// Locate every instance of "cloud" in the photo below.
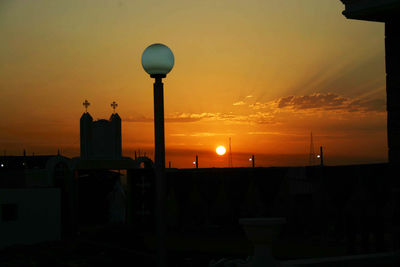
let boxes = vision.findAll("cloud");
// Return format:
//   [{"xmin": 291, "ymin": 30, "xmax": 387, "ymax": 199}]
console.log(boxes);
[
  {"xmin": 125, "ymin": 113, "xmax": 225, "ymax": 123},
  {"xmin": 249, "ymin": 102, "xmax": 274, "ymax": 110},
  {"xmin": 247, "ymin": 131, "xmax": 281, "ymax": 135},
  {"xmin": 277, "ymin": 93, "xmax": 347, "ymax": 109},
  {"xmin": 248, "ymin": 112, "xmax": 276, "ymax": 124},
  {"xmin": 169, "ymin": 133, "xmax": 186, "ymax": 137},
  {"xmin": 247, "ymin": 131, "xmax": 304, "ymax": 136},
  {"xmin": 233, "ymin": 101, "xmax": 246, "ymax": 106},
  {"xmin": 251, "ymin": 92, "xmax": 385, "ymax": 113},
  {"xmin": 170, "ymin": 132, "xmax": 236, "ymax": 138},
  {"xmin": 167, "ymin": 112, "xmax": 236, "ymax": 122},
  {"xmin": 125, "ymin": 112, "xmax": 240, "ymax": 123},
  {"xmin": 125, "ymin": 110, "xmax": 277, "ymax": 125},
  {"xmin": 189, "ymin": 132, "xmax": 235, "ymax": 137},
  {"xmin": 232, "ymin": 95, "xmax": 253, "ymax": 106},
  {"xmin": 124, "ymin": 92, "xmax": 384, "ymax": 126}
]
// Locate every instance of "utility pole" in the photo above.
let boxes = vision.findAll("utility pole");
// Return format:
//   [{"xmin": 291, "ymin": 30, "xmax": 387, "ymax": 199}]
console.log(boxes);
[
  {"xmin": 319, "ymin": 146, "xmax": 324, "ymax": 166},
  {"xmin": 251, "ymin": 155, "xmax": 255, "ymax": 168}
]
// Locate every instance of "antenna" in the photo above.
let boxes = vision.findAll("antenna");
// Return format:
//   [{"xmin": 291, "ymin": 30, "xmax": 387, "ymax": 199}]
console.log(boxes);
[
  {"xmin": 229, "ymin": 137, "xmax": 233, "ymax": 167},
  {"xmin": 309, "ymin": 132, "xmax": 316, "ymax": 166}
]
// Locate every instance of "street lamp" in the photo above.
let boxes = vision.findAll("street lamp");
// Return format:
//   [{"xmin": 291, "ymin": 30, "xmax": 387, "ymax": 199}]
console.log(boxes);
[
  {"xmin": 142, "ymin": 43, "xmax": 174, "ymax": 267},
  {"xmin": 249, "ymin": 155, "xmax": 255, "ymax": 168}
]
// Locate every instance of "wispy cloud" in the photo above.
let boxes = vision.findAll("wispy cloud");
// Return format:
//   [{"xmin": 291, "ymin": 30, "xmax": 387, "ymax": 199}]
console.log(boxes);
[
  {"xmin": 248, "ymin": 112, "xmax": 276, "ymax": 124},
  {"xmin": 233, "ymin": 101, "xmax": 246, "ymax": 106},
  {"xmin": 170, "ymin": 132, "xmax": 235, "ymax": 137},
  {"xmin": 167, "ymin": 112, "xmax": 238, "ymax": 122},
  {"xmin": 125, "ymin": 93, "xmax": 384, "ymax": 126},
  {"xmin": 277, "ymin": 93, "xmax": 346, "ymax": 110},
  {"xmin": 125, "ymin": 113, "xmax": 233, "ymax": 123},
  {"xmin": 232, "ymin": 95, "xmax": 253, "ymax": 106},
  {"xmin": 189, "ymin": 132, "xmax": 235, "ymax": 137},
  {"xmin": 250, "ymin": 92, "xmax": 385, "ymax": 113},
  {"xmin": 169, "ymin": 133, "xmax": 187, "ymax": 137},
  {"xmin": 247, "ymin": 131, "xmax": 283, "ymax": 135},
  {"xmin": 249, "ymin": 102, "xmax": 274, "ymax": 110}
]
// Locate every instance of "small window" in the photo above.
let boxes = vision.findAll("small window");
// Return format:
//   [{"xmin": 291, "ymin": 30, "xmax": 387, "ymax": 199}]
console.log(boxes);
[{"xmin": 1, "ymin": 204, "xmax": 18, "ymax": 221}]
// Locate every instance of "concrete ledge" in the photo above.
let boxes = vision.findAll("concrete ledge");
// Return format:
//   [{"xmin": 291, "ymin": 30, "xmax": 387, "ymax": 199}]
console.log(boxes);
[{"xmin": 282, "ymin": 251, "xmax": 400, "ymax": 267}]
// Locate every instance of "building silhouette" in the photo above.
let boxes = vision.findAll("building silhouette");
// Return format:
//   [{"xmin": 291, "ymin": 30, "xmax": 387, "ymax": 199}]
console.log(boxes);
[{"xmin": 80, "ymin": 112, "xmax": 122, "ymax": 160}]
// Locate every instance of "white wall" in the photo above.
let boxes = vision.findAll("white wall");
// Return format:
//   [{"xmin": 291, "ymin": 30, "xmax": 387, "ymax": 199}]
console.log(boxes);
[{"xmin": 0, "ymin": 188, "xmax": 61, "ymax": 249}]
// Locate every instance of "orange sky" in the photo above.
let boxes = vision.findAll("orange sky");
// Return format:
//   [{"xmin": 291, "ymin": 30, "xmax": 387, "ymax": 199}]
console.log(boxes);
[{"xmin": 0, "ymin": 0, "xmax": 387, "ymax": 167}]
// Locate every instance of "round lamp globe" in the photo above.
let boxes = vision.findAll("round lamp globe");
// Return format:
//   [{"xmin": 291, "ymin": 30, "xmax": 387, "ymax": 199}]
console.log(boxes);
[{"xmin": 141, "ymin": 43, "xmax": 174, "ymax": 76}]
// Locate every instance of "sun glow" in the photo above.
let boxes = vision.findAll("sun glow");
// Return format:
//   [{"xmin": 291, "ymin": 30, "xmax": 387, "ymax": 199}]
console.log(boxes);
[{"xmin": 216, "ymin": 146, "xmax": 226, "ymax": 156}]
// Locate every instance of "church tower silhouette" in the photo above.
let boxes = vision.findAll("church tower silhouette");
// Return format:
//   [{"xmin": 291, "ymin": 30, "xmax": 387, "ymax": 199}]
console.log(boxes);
[{"xmin": 80, "ymin": 101, "xmax": 122, "ymax": 160}]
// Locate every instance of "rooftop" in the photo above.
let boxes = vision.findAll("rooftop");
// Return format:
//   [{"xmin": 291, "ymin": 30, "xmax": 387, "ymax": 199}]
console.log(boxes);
[{"xmin": 340, "ymin": 0, "xmax": 400, "ymax": 21}]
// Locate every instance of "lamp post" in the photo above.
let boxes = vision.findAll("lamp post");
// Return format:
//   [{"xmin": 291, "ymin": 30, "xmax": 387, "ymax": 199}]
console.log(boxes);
[
  {"xmin": 142, "ymin": 43, "xmax": 174, "ymax": 267},
  {"xmin": 317, "ymin": 147, "xmax": 324, "ymax": 166},
  {"xmin": 249, "ymin": 155, "xmax": 255, "ymax": 168}
]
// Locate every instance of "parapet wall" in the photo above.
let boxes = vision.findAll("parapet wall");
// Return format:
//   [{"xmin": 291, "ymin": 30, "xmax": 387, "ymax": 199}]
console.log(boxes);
[{"xmin": 128, "ymin": 163, "xmax": 397, "ymax": 252}]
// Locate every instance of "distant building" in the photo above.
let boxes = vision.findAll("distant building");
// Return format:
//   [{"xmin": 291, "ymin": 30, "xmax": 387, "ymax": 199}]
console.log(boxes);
[
  {"xmin": 0, "ymin": 155, "xmax": 71, "ymax": 249},
  {"xmin": 0, "ymin": 155, "xmax": 71, "ymax": 188}
]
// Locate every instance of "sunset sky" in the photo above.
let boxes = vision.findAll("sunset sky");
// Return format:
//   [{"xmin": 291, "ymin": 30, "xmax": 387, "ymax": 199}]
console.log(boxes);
[{"xmin": 0, "ymin": 0, "xmax": 387, "ymax": 168}]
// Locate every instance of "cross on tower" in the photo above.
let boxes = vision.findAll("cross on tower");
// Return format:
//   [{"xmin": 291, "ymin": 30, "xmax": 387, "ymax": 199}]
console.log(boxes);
[
  {"xmin": 83, "ymin": 100, "xmax": 90, "ymax": 113},
  {"xmin": 111, "ymin": 101, "xmax": 118, "ymax": 113}
]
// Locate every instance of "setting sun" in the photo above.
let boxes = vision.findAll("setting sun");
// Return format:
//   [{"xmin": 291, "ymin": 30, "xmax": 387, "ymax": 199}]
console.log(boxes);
[{"xmin": 216, "ymin": 146, "xmax": 226, "ymax": 156}]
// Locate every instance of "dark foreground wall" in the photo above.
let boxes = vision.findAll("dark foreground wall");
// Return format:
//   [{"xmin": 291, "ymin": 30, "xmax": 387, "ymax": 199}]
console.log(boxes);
[{"xmin": 128, "ymin": 163, "xmax": 399, "ymax": 252}]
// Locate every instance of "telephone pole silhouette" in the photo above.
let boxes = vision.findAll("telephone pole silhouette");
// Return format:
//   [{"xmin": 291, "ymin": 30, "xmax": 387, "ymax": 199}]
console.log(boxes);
[{"xmin": 319, "ymin": 146, "xmax": 324, "ymax": 166}]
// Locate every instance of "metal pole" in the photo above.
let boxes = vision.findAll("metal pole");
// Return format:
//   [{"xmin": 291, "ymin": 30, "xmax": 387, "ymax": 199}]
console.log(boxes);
[
  {"xmin": 196, "ymin": 155, "xmax": 198, "ymax": 169},
  {"xmin": 252, "ymin": 155, "xmax": 255, "ymax": 168},
  {"xmin": 153, "ymin": 74, "xmax": 167, "ymax": 267},
  {"xmin": 320, "ymin": 146, "xmax": 324, "ymax": 166}
]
